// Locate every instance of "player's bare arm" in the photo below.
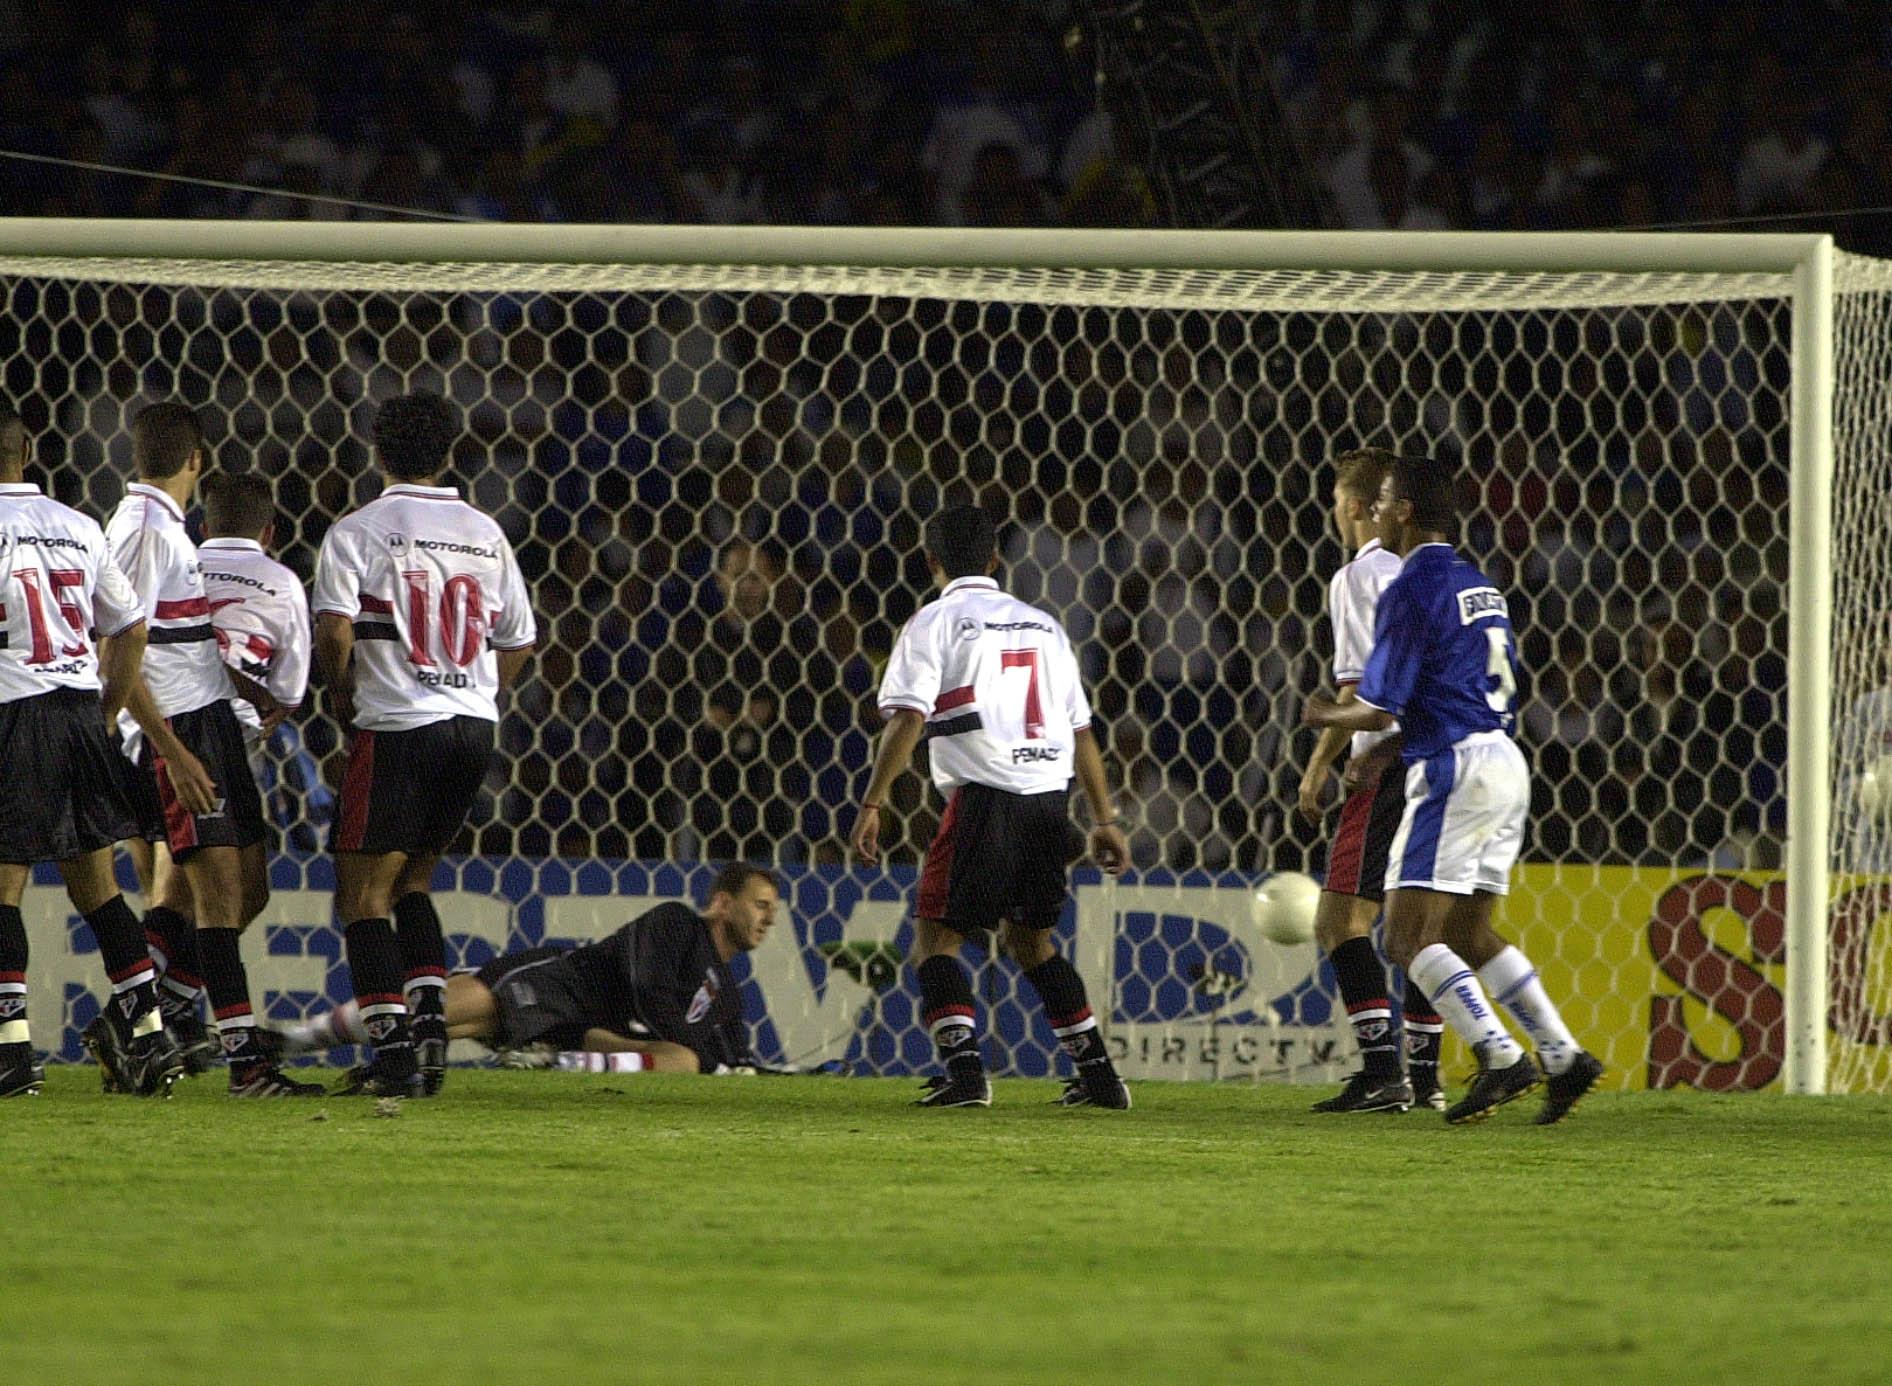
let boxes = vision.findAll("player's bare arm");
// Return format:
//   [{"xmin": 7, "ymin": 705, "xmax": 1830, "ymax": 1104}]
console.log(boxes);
[
  {"xmin": 121, "ymin": 673, "xmax": 217, "ymax": 813},
  {"xmin": 1071, "ymin": 725, "xmax": 1127, "ymax": 874},
  {"xmin": 1298, "ymin": 685, "xmax": 1358, "ymax": 821},
  {"xmin": 312, "ymin": 611, "xmax": 355, "ymax": 726},
  {"xmin": 1302, "ymin": 695, "xmax": 1395, "ymax": 735},
  {"xmin": 850, "ymin": 707, "xmax": 926, "ymax": 864},
  {"xmin": 95, "ymin": 621, "xmax": 147, "ymax": 723},
  {"xmin": 226, "ymin": 666, "xmax": 285, "ymax": 735},
  {"xmin": 496, "ymin": 644, "xmax": 534, "ymax": 692}
]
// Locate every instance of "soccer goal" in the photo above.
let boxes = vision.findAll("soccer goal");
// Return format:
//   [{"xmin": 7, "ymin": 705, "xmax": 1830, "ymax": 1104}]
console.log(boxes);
[{"xmin": 0, "ymin": 220, "xmax": 1884, "ymax": 1094}]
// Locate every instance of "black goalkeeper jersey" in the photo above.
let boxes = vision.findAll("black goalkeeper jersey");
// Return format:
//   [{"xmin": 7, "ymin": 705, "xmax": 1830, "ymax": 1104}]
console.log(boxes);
[{"xmin": 562, "ymin": 902, "xmax": 748, "ymax": 1070}]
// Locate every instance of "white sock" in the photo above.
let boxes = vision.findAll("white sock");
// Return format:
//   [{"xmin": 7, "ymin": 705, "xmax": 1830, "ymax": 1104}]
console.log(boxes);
[
  {"xmin": 282, "ymin": 1000, "xmax": 365, "ymax": 1053},
  {"xmin": 1407, "ymin": 943, "xmax": 1524, "ymax": 1068},
  {"xmin": 1478, "ymin": 946, "xmax": 1580, "ymax": 1076}
]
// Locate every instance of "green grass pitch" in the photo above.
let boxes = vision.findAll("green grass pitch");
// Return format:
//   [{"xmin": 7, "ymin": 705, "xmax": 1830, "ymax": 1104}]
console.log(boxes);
[{"xmin": 7, "ymin": 1070, "xmax": 1891, "ymax": 1384}]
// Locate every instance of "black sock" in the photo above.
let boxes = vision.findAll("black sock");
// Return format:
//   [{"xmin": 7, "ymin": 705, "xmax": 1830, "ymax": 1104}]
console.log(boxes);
[
  {"xmin": 196, "ymin": 927, "xmax": 263, "ymax": 1067},
  {"xmin": 0, "ymin": 904, "xmax": 28, "ymax": 1063},
  {"xmin": 1022, "ymin": 955, "xmax": 1112, "ymax": 1072},
  {"xmin": 916, "ymin": 954, "xmax": 983, "ymax": 1078},
  {"xmin": 144, "ymin": 905, "xmax": 202, "ymax": 1020},
  {"xmin": 1329, "ymin": 935, "xmax": 1400, "ymax": 1078},
  {"xmin": 344, "ymin": 918, "xmax": 412, "ymax": 1053},
  {"xmin": 1402, "ymin": 975, "xmax": 1445, "ymax": 1088},
  {"xmin": 85, "ymin": 895, "xmax": 161, "ymax": 1033},
  {"xmin": 392, "ymin": 892, "xmax": 447, "ymax": 1018}
]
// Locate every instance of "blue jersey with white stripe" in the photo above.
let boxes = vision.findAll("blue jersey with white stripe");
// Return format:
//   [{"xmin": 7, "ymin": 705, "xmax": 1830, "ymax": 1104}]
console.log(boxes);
[{"xmin": 1357, "ymin": 543, "xmax": 1519, "ymax": 761}]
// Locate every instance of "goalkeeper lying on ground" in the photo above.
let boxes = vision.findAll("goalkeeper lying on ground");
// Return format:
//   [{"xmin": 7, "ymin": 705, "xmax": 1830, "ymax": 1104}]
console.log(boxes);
[{"xmin": 278, "ymin": 864, "xmax": 779, "ymax": 1074}]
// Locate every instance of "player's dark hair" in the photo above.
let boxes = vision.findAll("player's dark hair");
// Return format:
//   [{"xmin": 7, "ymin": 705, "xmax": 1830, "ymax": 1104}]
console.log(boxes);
[
  {"xmin": 708, "ymin": 863, "xmax": 782, "ymax": 903},
  {"xmin": 131, "ymin": 402, "xmax": 205, "ymax": 479},
  {"xmin": 0, "ymin": 397, "xmax": 23, "ymax": 465},
  {"xmin": 924, "ymin": 504, "xmax": 997, "ymax": 579},
  {"xmin": 371, "ymin": 390, "xmax": 459, "ymax": 481},
  {"xmin": 1389, "ymin": 455, "xmax": 1457, "ymax": 532},
  {"xmin": 202, "ymin": 471, "xmax": 275, "ymax": 539},
  {"xmin": 1333, "ymin": 447, "xmax": 1395, "ymax": 501}
]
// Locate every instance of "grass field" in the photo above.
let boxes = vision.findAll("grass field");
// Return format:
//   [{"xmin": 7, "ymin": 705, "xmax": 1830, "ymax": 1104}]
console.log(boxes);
[{"xmin": 6, "ymin": 1069, "xmax": 1891, "ymax": 1385}]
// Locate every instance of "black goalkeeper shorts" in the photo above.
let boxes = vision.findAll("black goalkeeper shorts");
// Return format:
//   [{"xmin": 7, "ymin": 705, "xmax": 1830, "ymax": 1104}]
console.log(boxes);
[
  {"xmin": 0, "ymin": 688, "xmax": 141, "ymax": 865},
  {"xmin": 476, "ymin": 948, "xmax": 600, "ymax": 1051},
  {"xmin": 915, "ymin": 781, "xmax": 1084, "ymax": 935}
]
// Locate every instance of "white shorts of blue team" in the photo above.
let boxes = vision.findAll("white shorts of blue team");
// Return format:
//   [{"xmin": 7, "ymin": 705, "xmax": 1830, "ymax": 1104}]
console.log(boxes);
[{"xmin": 1385, "ymin": 731, "xmax": 1529, "ymax": 896}]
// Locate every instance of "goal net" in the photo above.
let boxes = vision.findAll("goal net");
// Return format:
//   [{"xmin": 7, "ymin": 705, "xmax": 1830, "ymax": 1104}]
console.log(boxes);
[{"xmin": 0, "ymin": 223, "xmax": 1884, "ymax": 1093}]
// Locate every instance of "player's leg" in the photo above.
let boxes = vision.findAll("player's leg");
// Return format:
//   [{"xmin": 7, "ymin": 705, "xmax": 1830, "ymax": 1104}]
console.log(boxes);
[
  {"xmin": 1005, "ymin": 786, "xmax": 1127, "ymax": 1109},
  {"xmin": 236, "ymin": 841, "xmax": 269, "ymax": 930},
  {"xmin": 331, "ymin": 845, "xmax": 424, "ymax": 1097},
  {"xmin": 178, "ymin": 844, "xmax": 304, "ymax": 1095},
  {"xmin": 137, "ymin": 843, "xmax": 221, "ymax": 1074},
  {"xmin": 907, "ymin": 786, "xmax": 994, "ymax": 1107},
  {"xmin": 910, "ymin": 916, "xmax": 989, "ymax": 1105},
  {"xmin": 1384, "ymin": 888, "xmax": 1536, "ymax": 1124},
  {"xmin": 160, "ymin": 704, "xmax": 320, "ymax": 1097},
  {"xmin": 444, "ymin": 971, "xmax": 500, "ymax": 1042},
  {"xmin": 1313, "ymin": 755, "xmax": 1410, "ymax": 1109},
  {"xmin": 1383, "ymin": 739, "xmax": 1541, "ymax": 1124},
  {"xmin": 1310, "ymin": 891, "xmax": 1408, "ymax": 1112},
  {"xmin": 0, "ymin": 865, "xmax": 40, "ymax": 1096},
  {"xmin": 390, "ymin": 852, "xmax": 450, "ymax": 1090},
  {"xmin": 59, "ymin": 846, "xmax": 186, "ymax": 1096},
  {"xmin": 1001, "ymin": 920, "xmax": 1130, "ymax": 1109},
  {"xmin": 1450, "ymin": 737, "xmax": 1604, "ymax": 1123}
]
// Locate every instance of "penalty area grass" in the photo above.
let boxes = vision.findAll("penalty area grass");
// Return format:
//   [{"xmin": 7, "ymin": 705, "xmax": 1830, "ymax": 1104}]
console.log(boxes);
[{"xmin": 4, "ymin": 1071, "xmax": 1890, "ymax": 1385}]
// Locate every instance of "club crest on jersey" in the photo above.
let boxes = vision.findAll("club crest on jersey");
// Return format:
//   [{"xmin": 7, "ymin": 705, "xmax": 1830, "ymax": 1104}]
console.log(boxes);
[
  {"xmin": 685, "ymin": 970, "xmax": 721, "ymax": 1024},
  {"xmin": 955, "ymin": 616, "xmax": 981, "ymax": 642},
  {"xmin": 388, "ymin": 533, "xmax": 408, "ymax": 553}
]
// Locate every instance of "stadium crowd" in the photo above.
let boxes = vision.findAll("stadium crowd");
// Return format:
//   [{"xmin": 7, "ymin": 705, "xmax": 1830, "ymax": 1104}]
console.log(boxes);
[{"xmin": 0, "ymin": 0, "xmax": 1810, "ymax": 873}]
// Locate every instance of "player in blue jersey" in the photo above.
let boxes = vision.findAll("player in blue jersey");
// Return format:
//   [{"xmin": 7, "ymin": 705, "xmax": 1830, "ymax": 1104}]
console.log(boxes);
[{"xmin": 1304, "ymin": 456, "xmax": 1603, "ymax": 1126}]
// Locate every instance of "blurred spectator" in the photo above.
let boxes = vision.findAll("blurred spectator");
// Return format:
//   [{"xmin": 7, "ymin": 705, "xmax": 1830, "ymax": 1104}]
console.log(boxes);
[{"xmin": 1737, "ymin": 84, "xmax": 1828, "ymax": 214}]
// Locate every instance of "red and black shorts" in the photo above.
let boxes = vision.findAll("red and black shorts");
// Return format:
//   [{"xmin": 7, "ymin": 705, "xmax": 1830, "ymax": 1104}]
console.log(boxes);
[
  {"xmin": 1324, "ymin": 753, "xmax": 1409, "ymax": 904},
  {"xmin": 916, "ymin": 782, "xmax": 1084, "ymax": 935},
  {"xmin": 133, "ymin": 699, "xmax": 267, "ymax": 861},
  {"xmin": 331, "ymin": 715, "xmax": 495, "ymax": 857},
  {"xmin": 0, "ymin": 688, "xmax": 141, "ymax": 865}
]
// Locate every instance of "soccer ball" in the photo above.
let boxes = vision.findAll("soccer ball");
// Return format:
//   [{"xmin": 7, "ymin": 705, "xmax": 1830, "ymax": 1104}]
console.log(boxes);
[
  {"xmin": 1858, "ymin": 756, "xmax": 1892, "ymax": 825},
  {"xmin": 1252, "ymin": 871, "xmax": 1320, "ymax": 945}
]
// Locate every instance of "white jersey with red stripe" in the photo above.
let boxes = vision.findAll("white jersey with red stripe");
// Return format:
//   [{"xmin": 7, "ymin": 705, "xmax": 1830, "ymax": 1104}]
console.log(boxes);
[
  {"xmin": 1328, "ymin": 536, "xmax": 1404, "ymax": 760},
  {"xmin": 106, "ymin": 482, "xmax": 234, "ymax": 747},
  {"xmin": 200, "ymin": 537, "xmax": 311, "ymax": 745},
  {"xmin": 878, "ymin": 575, "xmax": 1092, "ymax": 796},
  {"xmin": 0, "ymin": 481, "xmax": 144, "ymax": 703},
  {"xmin": 312, "ymin": 482, "xmax": 535, "ymax": 731}
]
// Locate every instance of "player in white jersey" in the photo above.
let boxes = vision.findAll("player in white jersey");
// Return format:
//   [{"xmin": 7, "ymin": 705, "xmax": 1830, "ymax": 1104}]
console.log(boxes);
[
  {"xmin": 0, "ymin": 398, "xmax": 187, "ymax": 1097},
  {"xmin": 313, "ymin": 391, "xmax": 536, "ymax": 1098},
  {"xmin": 200, "ymin": 472, "xmax": 309, "ymax": 782},
  {"xmin": 118, "ymin": 472, "xmax": 310, "ymax": 1060},
  {"xmin": 850, "ymin": 505, "xmax": 1130, "ymax": 1109},
  {"xmin": 1296, "ymin": 449, "xmax": 1446, "ymax": 1114},
  {"xmin": 101, "ymin": 403, "xmax": 320, "ymax": 1098}
]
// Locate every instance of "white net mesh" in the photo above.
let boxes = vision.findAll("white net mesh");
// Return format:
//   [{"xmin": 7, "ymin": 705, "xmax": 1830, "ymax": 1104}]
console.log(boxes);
[{"xmin": 5, "ymin": 237, "xmax": 1890, "ymax": 1091}]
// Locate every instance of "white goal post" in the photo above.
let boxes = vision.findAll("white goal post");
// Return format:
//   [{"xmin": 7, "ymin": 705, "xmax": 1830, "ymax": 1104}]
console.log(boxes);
[{"xmin": 0, "ymin": 220, "xmax": 1876, "ymax": 1094}]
